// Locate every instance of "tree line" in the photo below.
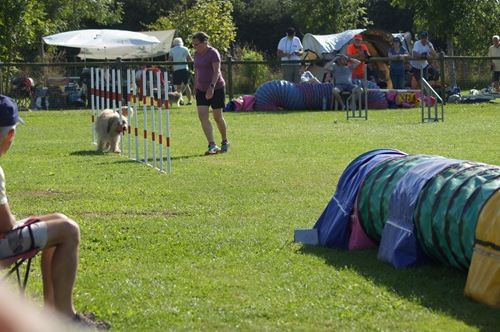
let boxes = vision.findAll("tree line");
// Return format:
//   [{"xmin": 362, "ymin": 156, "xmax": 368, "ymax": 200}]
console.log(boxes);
[{"xmin": 0, "ymin": 0, "xmax": 498, "ymax": 63}]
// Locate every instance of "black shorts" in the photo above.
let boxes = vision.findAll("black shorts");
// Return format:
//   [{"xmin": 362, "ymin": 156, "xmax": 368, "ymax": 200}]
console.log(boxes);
[
  {"xmin": 493, "ymin": 71, "xmax": 500, "ymax": 81},
  {"xmin": 172, "ymin": 69, "xmax": 190, "ymax": 85},
  {"xmin": 411, "ymin": 66, "xmax": 428, "ymax": 81},
  {"xmin": 196, "ymin": 87, "xmax": 225, "ymax": 109}
]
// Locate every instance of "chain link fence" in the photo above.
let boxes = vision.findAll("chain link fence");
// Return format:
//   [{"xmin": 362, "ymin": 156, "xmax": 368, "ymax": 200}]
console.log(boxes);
[{"xmin": 0, "ymin": 56, "xmax": 497, "ymax": 110}]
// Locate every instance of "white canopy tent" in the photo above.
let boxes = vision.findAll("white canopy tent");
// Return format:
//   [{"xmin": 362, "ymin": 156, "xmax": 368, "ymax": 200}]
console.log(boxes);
[
  {"xmin": 77, "ymin": 30, "xmax": 176, "ymax": 60},
  {"xmin": 302, "ymin": 29, "xmax": 365, "ymax": 58},
  {"xmin": 43, "ymin": 29, "xmax": 161, "ymax": 49},
  {"xmin": 303, "ymin": 29, "xmax": 412, "ymax": 59}
]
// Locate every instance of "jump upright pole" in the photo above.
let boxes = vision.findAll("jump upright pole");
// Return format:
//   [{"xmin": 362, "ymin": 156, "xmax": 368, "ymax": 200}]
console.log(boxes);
[
  {"xmin": 164, "ymin": 71, "xmax": 172, "ymax": 174},
  {"xmin": 90, "ymin": 67, "xmax": 96, "ymax": 144},
  {"xmin": 156, "ymin": 71, "xmax": 164, "ymax": 172},
  {"xmin": 148, "ymin": 70, "xmax": 157, "ymax": 169},
  {"xmin": 132, "ymin": 69, "xmax": 139, "ymax": 161},
  {"xmin": 142, "ymin": 70, "xmax": 148, "ymax": 165}
]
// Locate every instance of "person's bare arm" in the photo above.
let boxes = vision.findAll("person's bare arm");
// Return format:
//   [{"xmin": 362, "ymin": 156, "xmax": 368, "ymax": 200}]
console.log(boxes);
[
  {"xmin": 211, "ymin": 61, "xmax": 221, "ymax": 86},
  {"xmin": 277, "ymin": 49, "xmax": 288, "ymax": 58},
  {"xmin": 348, "ymin": 56, "xmax": 362, "ymax": 68},
  {"xmin": 323, "ymin": 58, "xmax": 336, "ymax": 70},
  {"xmin": 428, "ymin": 43, "xmax": 437, "ymax": 57},
  {"xmin": 348, "ymin": 51, "xmax": 363, "ymax": 60},
  {"xmin": 389, "ymin": 50, "xmax": 409, "ymax": 59},
  {"xmin": 0, "ymin": 203, "xmax": 16, "ymax": 233},
  {"xmin": 413, "ymin": 48, "xmax": 425, "ymax": 59},
  {"xmin": 205, "ymin": 60, "xmax": 221, "ymax": 99}
]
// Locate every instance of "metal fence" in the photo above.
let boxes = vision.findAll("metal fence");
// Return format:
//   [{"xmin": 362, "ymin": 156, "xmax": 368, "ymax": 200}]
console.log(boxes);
[{"xmin": 0, "ymin": 55, "xmax": 497, "ymax": 110}]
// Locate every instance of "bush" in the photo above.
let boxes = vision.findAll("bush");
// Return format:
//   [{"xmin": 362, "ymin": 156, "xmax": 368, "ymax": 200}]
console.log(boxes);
[{"xmin": 231, "ymin": 46, "xmax": 278, "ymax": 94}]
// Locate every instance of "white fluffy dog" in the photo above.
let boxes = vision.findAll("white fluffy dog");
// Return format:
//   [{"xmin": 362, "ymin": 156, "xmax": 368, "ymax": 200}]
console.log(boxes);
[
  {"xmin": 96, "ymin": 106, "xmax": 131, "ymax": 153},
  {"xmin": 168, "ymin": 91, "xmax": 183, "ymax": 107}
]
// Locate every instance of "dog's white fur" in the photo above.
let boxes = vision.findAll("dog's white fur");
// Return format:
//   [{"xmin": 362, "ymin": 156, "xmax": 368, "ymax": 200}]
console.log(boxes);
[
  {"xmin": 96, "ymin": 106, "xmax": 131, "ymax": 153},
  {"xmin": 168, "ymin": 91, "xmax": 182, "ymax": 107}
]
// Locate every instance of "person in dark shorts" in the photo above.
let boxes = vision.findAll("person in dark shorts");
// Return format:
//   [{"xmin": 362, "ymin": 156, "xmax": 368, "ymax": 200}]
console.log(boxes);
[
  {"xmin": 192, "ymin": 32, "xmax": 230, "ymax": 155},
  {"xmin": 169, "ymin": 37, "xmax": 193, "ymax": 105},
  {"xmin": 409, "ymin": 32, "xmax": 436, "ymax": 85},
  {"xmin": 488, "ymin": 35, "xmax": 500, "ymax": 92}
]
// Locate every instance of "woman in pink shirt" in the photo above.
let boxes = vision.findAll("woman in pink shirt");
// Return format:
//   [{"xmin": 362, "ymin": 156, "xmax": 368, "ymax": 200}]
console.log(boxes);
[{"xmin": 192, "ymin": 32, "xmax": 229, "ymax": 155}]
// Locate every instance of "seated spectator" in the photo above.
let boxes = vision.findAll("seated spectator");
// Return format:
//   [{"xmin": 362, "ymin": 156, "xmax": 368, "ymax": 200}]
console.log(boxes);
[
  {"xmin": 388, "ymin": 37, "xmax": 409, "ymax": 89},
  {"xmin": 324, "ymin": 54, "xmax": 362, "ymax": 109},
  {"xmin": 0, "ymin": 95, "xmax": 109, "ymax": 330}
]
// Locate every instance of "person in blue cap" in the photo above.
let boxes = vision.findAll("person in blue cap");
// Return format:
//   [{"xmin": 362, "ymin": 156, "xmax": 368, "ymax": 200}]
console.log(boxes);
[
  {"xmin": 388, "ymin": 37, "xmax": 409, "ymax": 89},
  {"xmin": 0, "ymin": 95, "xmax": 109, "ymax": 330}
]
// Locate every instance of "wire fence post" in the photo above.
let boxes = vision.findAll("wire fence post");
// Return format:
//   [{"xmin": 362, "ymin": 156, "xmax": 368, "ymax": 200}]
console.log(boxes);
[
  {"xmin": 227, "ymin": 55, "xmax": 233, "ymax": 100},
  {"xmin": 439, "ymin": 52, "xmax": 446, "ymax": 103}
]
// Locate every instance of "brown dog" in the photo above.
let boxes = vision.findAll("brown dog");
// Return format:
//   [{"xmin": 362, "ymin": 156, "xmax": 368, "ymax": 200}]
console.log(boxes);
[{"xmin": 95, "ymin": 106, "xmax": 131, "ymax": 153}]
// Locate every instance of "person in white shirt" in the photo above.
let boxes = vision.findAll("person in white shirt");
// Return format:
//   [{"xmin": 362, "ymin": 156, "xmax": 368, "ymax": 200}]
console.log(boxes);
[
  {"xmin": 488, "ymin": 35, "xmax": 500, "ymax": 92},
  {"xmin": 169, "ymin": 37, "xmax": 193, "ymax": 105},
  {"xmin": 410, "ymin": 31, "xmax": 436, "ymax": 82},
  {"xmin": 277, "ymin": 27, "xmax": 304, "ymax": 83}
]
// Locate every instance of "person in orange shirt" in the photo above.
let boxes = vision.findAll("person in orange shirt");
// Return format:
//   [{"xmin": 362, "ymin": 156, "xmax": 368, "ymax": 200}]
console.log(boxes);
[{"xmin": 346, "ymin": 34, "xmax": 370, "ymax": 80}]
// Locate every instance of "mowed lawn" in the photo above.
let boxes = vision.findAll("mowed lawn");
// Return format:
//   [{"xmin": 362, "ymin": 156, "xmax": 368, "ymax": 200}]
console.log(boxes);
[{"xmin": 4, "ymin": 101, "xmax": 499, "ymax": 331}]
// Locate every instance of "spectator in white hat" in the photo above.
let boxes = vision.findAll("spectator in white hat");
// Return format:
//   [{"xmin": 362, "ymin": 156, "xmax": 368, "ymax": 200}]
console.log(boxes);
[
  {"xmin": 169, "ymin": 37, "xmax": 193, "ymax": 105},
  {"xmin": 488, "ymin": 35, "xmax": 500, "ymax": 92}
]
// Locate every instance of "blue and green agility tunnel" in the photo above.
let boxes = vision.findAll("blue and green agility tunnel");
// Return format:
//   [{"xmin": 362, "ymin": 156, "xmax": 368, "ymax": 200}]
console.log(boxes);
[
  {"xmin": 299, "ymin": 149, "xmax": 500, "ymax": 307},
  {"xmin": 357, "ymin": 155, "xmax": 499, "ymax": 271},
  {"xmin": 254, "ymin": 80, "xmax": 387, "ymax": 111}
]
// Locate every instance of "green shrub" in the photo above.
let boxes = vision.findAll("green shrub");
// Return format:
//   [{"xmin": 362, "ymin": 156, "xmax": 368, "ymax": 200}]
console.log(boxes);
[{"xmin": 231, "ymin": 47, "xmax": 278, "ymax": 95}]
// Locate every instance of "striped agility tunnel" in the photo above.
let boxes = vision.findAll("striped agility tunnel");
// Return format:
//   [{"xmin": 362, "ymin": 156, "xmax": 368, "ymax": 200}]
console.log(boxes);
[
  {"xmin": 296, "ymin": 149, "xmax": 499, "ymax": 307},
  {"xmin": 254, "ymin": 80, "xmax": 387, "ymax": 111}
]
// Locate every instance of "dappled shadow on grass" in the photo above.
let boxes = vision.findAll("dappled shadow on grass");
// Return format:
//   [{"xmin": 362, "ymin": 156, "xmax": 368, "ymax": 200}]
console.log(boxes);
[
  {"xmin": 80, "ymin": 210, "xmax": 186, "ymax": 218},
  {"xmin": 70, "ymin": 150, "xmax": 222, "ymax": 161},
  {"xmin": 299, "ymin": 245, "xmax": 499, "ymax": 331},
  {"xmin": 111, "ymin": 153, "xmax": 218, "ymax": 164},
  {"xmin": 229, "ymin": 109, "xmax": 344, "ymax": 115},
  {"xmin": 70, "ymin": 150, "xmax": 103, "ymax": 156}
]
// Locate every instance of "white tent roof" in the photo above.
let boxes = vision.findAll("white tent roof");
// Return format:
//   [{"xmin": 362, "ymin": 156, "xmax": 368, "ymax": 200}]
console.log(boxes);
[
  {"xmin": 77, "ymin": 30, "xmax": 176, "ymax": 60},
  {"xmin": 302, "ymin": 29, "xmax": 365, "ymax": 56},
  {"xmin": 303, "ymin": 29, "xmax": 412, "ymax": 60},
  {"xmin": 43, "ymin": 29, "xmax": 161, "ymax": 49}
]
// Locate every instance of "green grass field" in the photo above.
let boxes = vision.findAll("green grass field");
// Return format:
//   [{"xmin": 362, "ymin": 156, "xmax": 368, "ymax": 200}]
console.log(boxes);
[{"xmin": 4, "ymin": 101, "xmax": 500, "ymax": 331}]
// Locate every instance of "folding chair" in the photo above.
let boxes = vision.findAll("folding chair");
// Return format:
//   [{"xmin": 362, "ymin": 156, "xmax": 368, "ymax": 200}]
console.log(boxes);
[
  {"xmin": 1, "ymin": 249, "xmax": 40, "ymax": 292},
  {"xmin": 0, "ymin": 218, "xmax": 42, "ymax": 292}
]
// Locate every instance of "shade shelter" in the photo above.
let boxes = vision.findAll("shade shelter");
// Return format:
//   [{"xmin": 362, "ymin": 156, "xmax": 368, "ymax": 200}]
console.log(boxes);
[
  {"xmin": 77, "ymin": 30, "xmax": 176, "ymax": 60},
  {"xmin": 43, "ymin": 29, "xmax": 162, "ymax": 60}
]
